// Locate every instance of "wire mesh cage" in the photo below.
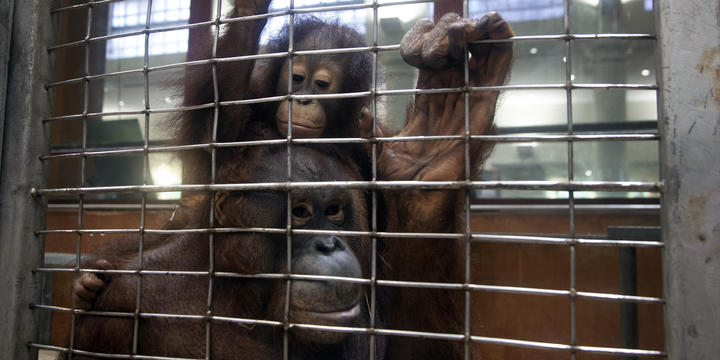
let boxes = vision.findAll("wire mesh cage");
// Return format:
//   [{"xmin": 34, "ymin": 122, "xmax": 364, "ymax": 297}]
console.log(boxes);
[{"xmin": 16, "ymin": 0, "xmax": 669, "ymax": 359}]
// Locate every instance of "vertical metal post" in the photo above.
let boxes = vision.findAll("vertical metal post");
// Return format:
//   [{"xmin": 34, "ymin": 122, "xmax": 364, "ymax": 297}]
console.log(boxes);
[
  {"xmin": 563, "ymin": 1, "xmax": 578, "ymax": 358},
  {"xmin": 207, "ymin": 2, "xmax": 224, "ymax": 357},
  {"xmin": 0, "ymin": 1, "xmax": 57, "ymax": 359},
  {"xmin": 370, "ymin": 1, "xmax": 379, "ymax": 358},
  {"xmin": 0, "ymin": 0, "xmax": 14, "ymax": 174},
  {"xmin": 658, "ymin": 0, "xmax": 720, "ymax": 358},
  {"xmin": 283, "ymin": 4, "xmax": 297, "ymax": 359},
  {"xmin": 462, "ymin": 0, "xmax": 472, "ymax": 357}
]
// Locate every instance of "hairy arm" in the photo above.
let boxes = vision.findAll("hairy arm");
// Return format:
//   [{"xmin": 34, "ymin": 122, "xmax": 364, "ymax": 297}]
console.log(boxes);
[
  {"xmin": 375, "ymin": 14, "xmax": 513, "ymax": 359},
  {"xmin": 176, "ymin": 0, "xmax": 271, "ymax": 184}
]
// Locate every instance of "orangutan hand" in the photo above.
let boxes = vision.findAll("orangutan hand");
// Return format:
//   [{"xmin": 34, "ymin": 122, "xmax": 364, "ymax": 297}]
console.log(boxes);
[{"xmin": 378, "ymin": 12, "xmax": 513, "ymax": 182}]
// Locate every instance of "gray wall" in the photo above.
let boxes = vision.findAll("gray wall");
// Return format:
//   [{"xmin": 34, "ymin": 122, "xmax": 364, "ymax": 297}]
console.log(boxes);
[
  {"xmin": 659, "ymin": 0, "xmax": 720, "ymax": 358},
  {"xmin": 0, "ymin": 1, "xmax": 56, "ymax": 359},
  {"xmin": 0, "ymin": 0, "xmax": 15, "ymax": 176}
]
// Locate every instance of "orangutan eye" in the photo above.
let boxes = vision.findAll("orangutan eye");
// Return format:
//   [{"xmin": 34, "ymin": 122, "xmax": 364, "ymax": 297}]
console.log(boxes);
[
  {"xmin": 314, "ymin": 79, "xmax": 329, "ymax": 88},
  {"xmin": 291, "ymin": 202, "xmax": 313, "ymax": 227},
  {"xmin": 325, "ymin": 204, "xmax": 340, "ymax": 216},
  {"xmin": 326, "ymin": 203, "xmax": 344, "ymax": 223},
  {"xmin": 292, "ymin": 74, "xmax": 305, "ymax": 83},
  {"xmin": 292, "ymin": 205, "xmax": 312, "ymax": 218}
]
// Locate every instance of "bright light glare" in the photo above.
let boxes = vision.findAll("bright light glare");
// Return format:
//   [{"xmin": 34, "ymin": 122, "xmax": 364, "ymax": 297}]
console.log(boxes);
[
  {"xmin": 576, "ymin": 0, "xmax": 599, "ymax": 6},
  {"xmin": 153, "ymin": 163, "xmax": 182, "ymax": 200},
  {"xmin": 260, "ymin": 0, "xmax": 367, "ymax": 45}
]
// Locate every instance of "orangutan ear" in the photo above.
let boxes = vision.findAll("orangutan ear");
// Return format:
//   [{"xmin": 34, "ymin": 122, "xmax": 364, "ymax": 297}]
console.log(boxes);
[{"xmin": 214, "ymin": 191, "xmax": 231, "ymax": 226}]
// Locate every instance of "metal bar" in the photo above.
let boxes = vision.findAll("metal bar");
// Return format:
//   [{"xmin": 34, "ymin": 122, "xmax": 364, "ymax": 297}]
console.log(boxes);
[
  {"xmin": 46, "ymin": 67, "xmax": 144, "ymax": 88},
  {"xmin": 67, "ymin": 2, "xmax": 97, "ymax": 357},
  {"xmin": 46, "ymin": 73, "xmax": 657, "ymax": 93},
  {"xmin": 369, "ymin": 0, "xmax": 380, "ymax": 358},
  {"xmin": 40, "ymin": 83, "xmax": 657, "ymax": 120},
  {"xmin": 30, "ymin": 338, "xmax": 665, "ymax": 360},
  {"xmin": 47, "ymin": 21, "xmax": 216, "ymax": 52},
  {"xmin": 205, "ymin": 1, "xmax": 224, "ymax": 357},
  {"xmin": 471, "ymin": 204, "xmax": 660, "ymax": 213},
  {"xmin": 658, "ymin": 0, "xmax": 720, "ymax": 358},
  {"xmin": 127, "ymin": 0, "xmax": 154, "ymax": 355},
  {"xmin": 30, "ymin": 342, "xmax": 203, "ymax": 360},
  {"xmin": 282, "ymin": 3, "xmax": 296, "ymax": 359},
  {"xmin": 50, "ymin": 0, "xmax": 429, "ymax": 20},
  {"xmin": 27, "ymin": 327, "xmax": 667, "ymax": 358},
  {"xmin": 41, "ymin": 83, "xmax": 658, "ymax": 121},
  {"xmin": 39, "ymin": 132, "xmax": 660, "ymax": 158},
  {"xmin": 31, "ymin": 278, "xmax": 665, "ymax": 310},
  {"xmin": 47, "ymin": 28, "xmax": 654, "ymax": 53},
  {"xmin": 36, "ymin": 228, "xmax": 666, "ymax": 248},
  {"xmin": 43, "ymin": 103, "xmax": 217, "ymax": 122},
  {"xmin": 471, "ymin": 233, "xmax": 663, "ymax": 248},
  {"xmin": 47, "ymin": 202, "xmax": 177, "ymax": 210},
  {"xmin": 34, "ymin": 180, "xmax": 663, "ymax": 195},
  {"xmin": 38, "ymin": 133, "xmax": 660, "ymax": 160},
  {"xmin": 0, "ymin": 1, "xmax": 56, "ymax": 359},
  {"xmin": 48, "ymin": 45, "xmax": 383, "ymax": 73},
  {"xmin": 475, "ymin": 33, "xmax": 655, "ymax": 43},
  {"xmin": 51, "ymin": 0, "xmax": 123, "ymax": 14},
  {"xmin": 561, "ymin": 1, "xmax": 577, "ymax": 359},
  {"xmin": 468, "ymin": 336, "xmax": 665, "ymax": 357},
  {"xmin": 652, "ymin": 4, "xmax": 669, "ymax": 359},
  {"xmin": 461, "ymin": 2, "xmax": 472, "ymax": 360},
  {"xmin": 0, "ymin": 0, "xmax": 13, "ymax": 177}
]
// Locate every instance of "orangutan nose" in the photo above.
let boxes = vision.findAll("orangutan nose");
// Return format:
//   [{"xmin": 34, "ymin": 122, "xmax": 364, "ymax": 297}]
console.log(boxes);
[{"xmin": 313, "ymin": 236, "xmax": 345, "ymax": 255}]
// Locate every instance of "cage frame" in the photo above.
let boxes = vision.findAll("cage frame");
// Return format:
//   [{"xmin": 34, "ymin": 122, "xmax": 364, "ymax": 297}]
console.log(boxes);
[{"xmin": 0, "ymin": 0, "xmax": 718, "ymax": 359}]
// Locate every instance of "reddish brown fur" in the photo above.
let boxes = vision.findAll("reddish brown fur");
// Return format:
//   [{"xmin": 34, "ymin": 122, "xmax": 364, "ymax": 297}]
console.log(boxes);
[
  {"xmin": 171, "ymin": 12, "xmax": 373, "ymax": 185},
  {"xmin": 72, "ymin": 146, "xmax": 373, "ymax": 360},
  {"xmin": 375, "ymin": 12, "xmax": 513, "ymax": 358},
  {"xmin": 70, "ymin": 0, "xmax": 513, "ymax": 358}
]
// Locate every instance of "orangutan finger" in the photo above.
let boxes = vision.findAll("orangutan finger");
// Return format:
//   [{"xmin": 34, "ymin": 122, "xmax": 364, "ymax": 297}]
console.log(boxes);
[{"xmin": 400, "ymin": 18, "xmax": 435, "ymax": 69}]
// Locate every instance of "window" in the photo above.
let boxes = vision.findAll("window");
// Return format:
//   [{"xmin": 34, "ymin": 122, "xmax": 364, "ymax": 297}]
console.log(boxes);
[
  {"xmin": 470, "ymin": 0, "xmax": 564, "ymax": 22},
  {"xmin": 261, "ymin": 0, "xmax": 367, "ymax": 44},
  {"xmin": 106, "ymin": 0, "xmax": 191, "ymax": 59}
]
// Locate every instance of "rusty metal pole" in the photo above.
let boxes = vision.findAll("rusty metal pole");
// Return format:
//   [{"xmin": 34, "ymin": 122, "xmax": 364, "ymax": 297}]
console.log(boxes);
[
  {"xmin": 0, "ymin": 0, "xmax": 13, "ymax": 173},
  {"xmin": 0, "ymin": 1, "xmax": 57, "ymax": 359},
  {"xmin": 658, "ymin": 0, "xmax": 720, "ymax": 358}
]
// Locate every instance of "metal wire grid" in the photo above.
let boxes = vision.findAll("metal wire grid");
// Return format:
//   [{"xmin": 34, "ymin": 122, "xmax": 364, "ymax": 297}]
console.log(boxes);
[{"xmin": 29, "ymin": 0, "xmax": 665, "ymax": 359}]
